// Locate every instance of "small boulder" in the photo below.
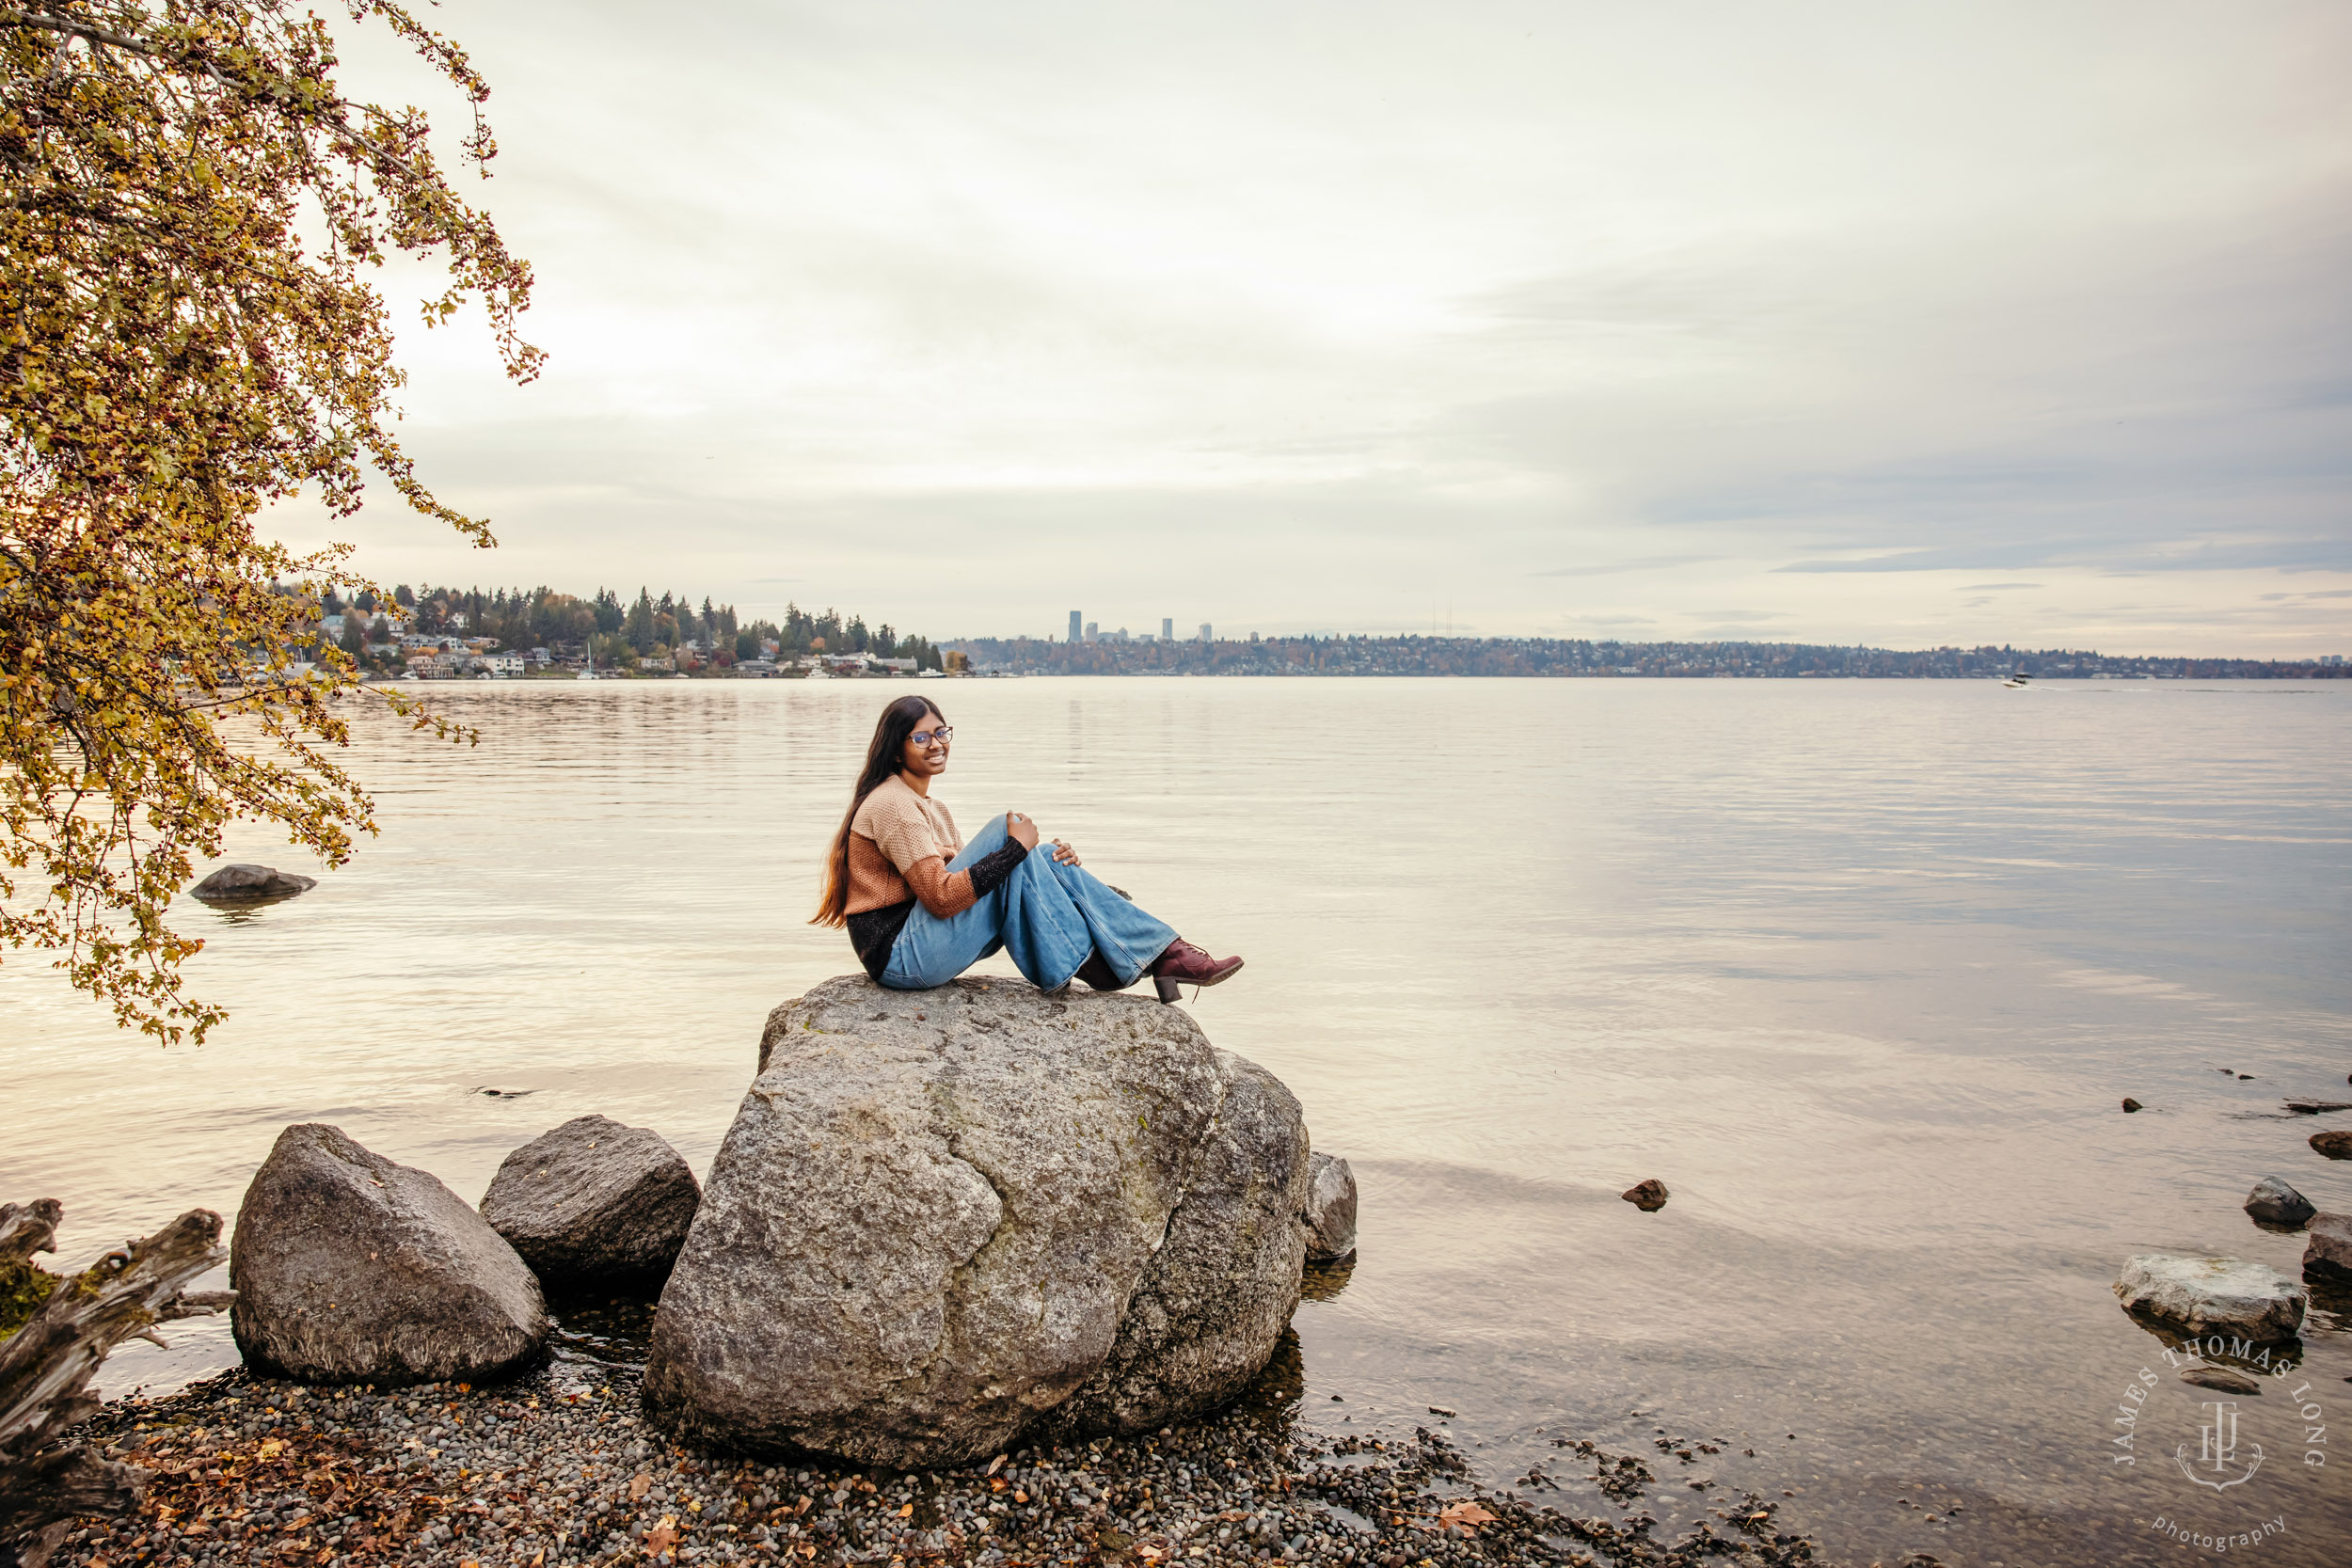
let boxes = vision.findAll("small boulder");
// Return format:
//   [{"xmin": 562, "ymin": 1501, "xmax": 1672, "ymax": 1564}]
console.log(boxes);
[
  {"xmin": 2243, "ymin": 1176, "xmax": 2314, "ymax": 1228},
  {"xmin": 2113, "ymin": 1253, "xmax": 2305, "ymax": 1341},
  {"xmin": 479, "ymin": 1115, "xmax": 700, "ymax": 1292},
  {"xmin": 191, "ymin": 863, "xmax": 317, "ymax": 902},
  {"xmin": 2306, "ymin": 1213, "xmax": 2352, "ymax": 1284},
  {"xmin": 1622, "ymin": 1179, "xmax": 1669, "ymax": 1212},
  {"xmin": 2312, "ymin": 1130, "xmax": 2352, "ymax": 1160},
  {"xmin": 1303, "ymin": 1152, "xmax": 1359, "ymax": 1262},
  {"xmin": 2121, "ymin": 1098, "xmax": 2142, "ymax": 1113},
  {"xmin": 230, "ymin": 1123, "xmax": 548, "ymax": 1385}
]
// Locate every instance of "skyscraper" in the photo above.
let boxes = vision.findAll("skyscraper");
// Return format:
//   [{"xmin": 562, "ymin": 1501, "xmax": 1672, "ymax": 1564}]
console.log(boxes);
[
  {"xmin": 1161, "ymin": 617, "xmax": 1173, "ymax": 641},
  {"xmin": 1198, "ymin": 623, "xmax": 1212, "ymax": 643},
  {"xmin": 1068, "ymin": 610, "xmax": 1082, "ymax": 644},
  {"xmin": 1085, "ymin": 621, "xmax": 1098, "ymax": 642}
]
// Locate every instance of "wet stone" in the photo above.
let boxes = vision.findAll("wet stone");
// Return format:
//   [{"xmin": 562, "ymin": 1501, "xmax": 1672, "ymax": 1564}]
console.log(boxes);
[{"xmin": 2243, "ymin": 1175, "xmax": 2314, "ymax": 1228}]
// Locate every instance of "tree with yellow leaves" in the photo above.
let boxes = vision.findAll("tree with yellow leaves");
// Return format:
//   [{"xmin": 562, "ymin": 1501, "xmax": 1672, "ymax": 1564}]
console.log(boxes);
[{"xmin": 1, "ymin": 1, "xmax": 540, "ymax": 1041}]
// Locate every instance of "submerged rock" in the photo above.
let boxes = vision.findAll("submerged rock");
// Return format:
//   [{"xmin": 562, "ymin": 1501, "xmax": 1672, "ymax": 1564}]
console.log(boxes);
[
  {"xmin": 2312, "ymin": 1130, "xmax": 2352, "ymax": 1160},
  {"xmin": 2113, "ymin": 1252, "xmax": 2305, "ymax": 1341},
  {"xmin": 643, "ymin": 976, "xmax": 1311, "ymax": 1468},
  {"xmin": 230, "ymin": 1123, "xmax": 548, "ymax": 1385},
  {"xmin": 479, "ymin": 1115, "xmax": 700, "ymax": 1291},
  {"xmin": 1303, "ymin": 1152, "xmax": 1359, "ymax": 1262},
  {"xmin": 2305, "ymin": 1213, "xmax": 2352, "ymax": 1283},
  {"xmin": 1622, "ymin": 1178, "xmax": 1670, "ymax": 1212},
  {"xmin": 190, "ymin": 863, "xmax": 317, "ymax": 902},
  {"xmin": 2243, "ymin": 1176, "xmax": 2315, "ymax": 1228},
  {"xmin": 2121, "ymin": 1098, "xmax": 2143, "ymax": 1113},
  {"xmin": 2179, "ymin": 1363, "xmax": 2262, "ymax": 1395}
]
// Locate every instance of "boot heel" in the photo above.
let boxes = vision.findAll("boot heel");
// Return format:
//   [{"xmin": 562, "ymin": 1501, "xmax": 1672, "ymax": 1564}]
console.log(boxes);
[{"xmin": 1154, "ymin": 974, "xmax": 1183, "ymax": 1004}]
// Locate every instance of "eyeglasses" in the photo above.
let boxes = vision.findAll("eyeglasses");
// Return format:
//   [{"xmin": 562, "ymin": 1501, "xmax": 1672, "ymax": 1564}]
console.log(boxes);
[{"xmin": 910, "ymin": 726, "xmax": 953, "ymax": 746}]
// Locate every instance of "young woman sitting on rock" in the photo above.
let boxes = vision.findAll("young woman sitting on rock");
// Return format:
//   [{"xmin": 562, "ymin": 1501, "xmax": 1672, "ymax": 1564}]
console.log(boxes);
[{"xmin": 813, "ymin": 694, "xmax": 1243, "ymax": 1002}]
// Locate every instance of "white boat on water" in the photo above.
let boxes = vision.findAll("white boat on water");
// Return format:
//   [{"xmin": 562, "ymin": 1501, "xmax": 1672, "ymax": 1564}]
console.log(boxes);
[
  {"xmin": 2002, "ymin": 673, "xmax": 2033, "ymax": 689},
  {"xmin": 803, "ymin": 666, "xmax": 833, "ymax": 680}
]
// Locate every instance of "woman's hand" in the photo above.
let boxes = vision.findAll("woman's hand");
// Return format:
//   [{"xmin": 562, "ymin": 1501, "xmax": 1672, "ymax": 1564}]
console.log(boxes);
[
  {"xmin": 1006, "ymin": 812, "xmax": 1040, "ymax": 850},
  {"xmin": 1051, "ymin": 839, "xmax": 1081, "ymax": 866}
]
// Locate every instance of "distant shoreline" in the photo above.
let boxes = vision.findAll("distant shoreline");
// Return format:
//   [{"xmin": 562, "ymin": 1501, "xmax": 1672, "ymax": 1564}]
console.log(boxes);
[
  {"xmin": 937, "ymin": 635, "xmax": 2346, "ymax": 681},
  {"xmin": 381, "ymin": 666, "xmax": 2349, "ymax": 683}
]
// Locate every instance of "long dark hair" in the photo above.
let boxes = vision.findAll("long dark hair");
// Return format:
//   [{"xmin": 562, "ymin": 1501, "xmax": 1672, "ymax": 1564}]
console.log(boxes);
[{"xmin": 812, "ymin": 694, "xmax": 946, "ymax": 927}]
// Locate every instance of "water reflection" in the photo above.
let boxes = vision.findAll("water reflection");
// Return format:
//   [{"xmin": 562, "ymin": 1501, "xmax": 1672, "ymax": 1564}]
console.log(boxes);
[
  {"xmin": 199, "ymin": 895, "xmax": 306, "ymax": 926},
  {"xmin": 1301, "ymin": 1260, "xmax": 1356, "ymax": 1304}
]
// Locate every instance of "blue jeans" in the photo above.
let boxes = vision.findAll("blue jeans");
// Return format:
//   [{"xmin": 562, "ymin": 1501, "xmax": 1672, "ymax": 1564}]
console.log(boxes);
[{"xmin": 880, "ymin": 815, "xmax": 1179, "ymax": 992}]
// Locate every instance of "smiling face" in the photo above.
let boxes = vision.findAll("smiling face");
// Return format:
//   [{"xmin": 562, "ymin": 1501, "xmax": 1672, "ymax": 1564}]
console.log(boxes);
[{"xmin": 899, "ymin": 707, "xmax": 950, "ymax": 780}]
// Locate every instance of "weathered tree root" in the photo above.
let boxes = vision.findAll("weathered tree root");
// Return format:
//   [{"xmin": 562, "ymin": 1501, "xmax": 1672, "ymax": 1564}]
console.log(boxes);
[{"xmin": 0, "ymin": 1200, "xmax": 232, "ymax": 1568}]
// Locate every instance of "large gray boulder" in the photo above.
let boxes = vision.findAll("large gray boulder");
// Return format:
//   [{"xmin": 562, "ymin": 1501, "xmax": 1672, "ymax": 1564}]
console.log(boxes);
[
  {"xmin": 2113, "ymin": 1252, "xmax": 2306, "ymax": 1341},
  {"xmin": 1303, "ymin": 1152, "xmax": 1359, "ymax": 1261},
  {"xmin": 230, "ymin": 1124, "xmax": 548, "ymax": 1386},
  {"xmin": 2244, "ymin": 1176, "xmax": 2315, "ymax": 1228},
  {"xmin": 190, "ymin": 863, "xmax": 316, "ymax": 902},
  {"xmin": 479, "ymin": 1115, "xmax": 699, "ymax": 1291},
  {"xmin": 642, "ymin": 976, "xmax": 1311, "ymax": 1467},
  {"xmin": 2305, "ymin": 1213, "xmax": 2352, "ymax": 1283},
  {"xmin": 1039, "ymin": 1049, "xmax": 1308, "ymax": 1443}
]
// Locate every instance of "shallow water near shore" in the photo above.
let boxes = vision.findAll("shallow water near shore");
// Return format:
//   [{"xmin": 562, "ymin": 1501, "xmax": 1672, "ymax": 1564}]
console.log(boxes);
[{"xmin": 8, "ymin": 677, "xmax": 2349, "ymax": 1565}]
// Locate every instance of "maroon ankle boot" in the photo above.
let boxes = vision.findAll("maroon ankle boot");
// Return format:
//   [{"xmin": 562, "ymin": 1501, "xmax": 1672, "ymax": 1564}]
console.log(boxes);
[{"xmin": 1149, "ymin": 940, "xmax": 1244, "ymax": 1003}]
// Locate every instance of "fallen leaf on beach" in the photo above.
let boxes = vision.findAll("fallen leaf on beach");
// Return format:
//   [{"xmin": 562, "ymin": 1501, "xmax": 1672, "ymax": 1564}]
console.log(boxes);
[
  {"xmin": 645, "ymin": 1515, "xmax": 678, "ymax": 1556},
  {"xmin": 630, "ymin": 1473, "xmax": 652, "ymax": 1500},
  {"xmin": 1437, "ymin": 1500, "xmax": 1498, "ymax": 1532}
]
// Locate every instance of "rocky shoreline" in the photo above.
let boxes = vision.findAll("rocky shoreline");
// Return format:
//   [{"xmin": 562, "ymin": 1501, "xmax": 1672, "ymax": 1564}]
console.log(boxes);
[
  {"xmin": 54, "ymin": 1357, "xmax": 1821, "ymax": 1568},
  {"xmin": 20, "ymin": 978, "xmax": 1826, "ymax": 1566}
]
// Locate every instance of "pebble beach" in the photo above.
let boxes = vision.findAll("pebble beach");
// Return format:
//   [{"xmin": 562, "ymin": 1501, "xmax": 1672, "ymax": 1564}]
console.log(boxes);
[{"xmin": 56, "ymin": 1354, "xmax": 1825, "ymax": 1568}]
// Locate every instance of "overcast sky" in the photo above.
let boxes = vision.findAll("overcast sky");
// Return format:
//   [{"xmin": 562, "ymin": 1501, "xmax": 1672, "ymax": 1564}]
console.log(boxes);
[{"xmin": 292, "ymin": 1, "xmax": 2352, "ymax": 654}]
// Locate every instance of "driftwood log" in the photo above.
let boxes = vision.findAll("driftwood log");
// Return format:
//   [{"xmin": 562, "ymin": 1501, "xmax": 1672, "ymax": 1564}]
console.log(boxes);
[{"xmin": 0, "ymin": 1199, "xmax": 232, "ymax": 1568}]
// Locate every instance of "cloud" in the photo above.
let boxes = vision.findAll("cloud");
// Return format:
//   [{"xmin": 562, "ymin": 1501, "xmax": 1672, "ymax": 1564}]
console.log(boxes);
[
  {"xmin": 294, "ymin": 0, "xmax": 2352, "ymax": 654},
  {"xmin": 1532, "ymin": 554, "xmax": 1719, "ymax": 578}
]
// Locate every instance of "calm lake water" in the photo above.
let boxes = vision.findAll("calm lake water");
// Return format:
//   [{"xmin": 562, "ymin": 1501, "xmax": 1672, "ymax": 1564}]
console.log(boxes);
[{"xmin": 8, "ymin": 678, "xmax": 2350, "ymax": 1564}]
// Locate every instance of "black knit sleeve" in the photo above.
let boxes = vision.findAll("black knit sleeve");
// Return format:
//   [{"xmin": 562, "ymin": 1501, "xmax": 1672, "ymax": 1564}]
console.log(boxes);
[{"xmin": 963, "ymin": 838, "xmax": 1029, "ymax": 899}]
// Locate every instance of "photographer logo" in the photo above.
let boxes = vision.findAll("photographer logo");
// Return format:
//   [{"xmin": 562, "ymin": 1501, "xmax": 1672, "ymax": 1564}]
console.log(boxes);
[
  {"xmin": 2178, "ymin": 1399, "xmax": 2261, "ymax": 1492},
  {"xmin": 2106, "ymin": 1334, "xmax": 2326, "ymax": 1555}
]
